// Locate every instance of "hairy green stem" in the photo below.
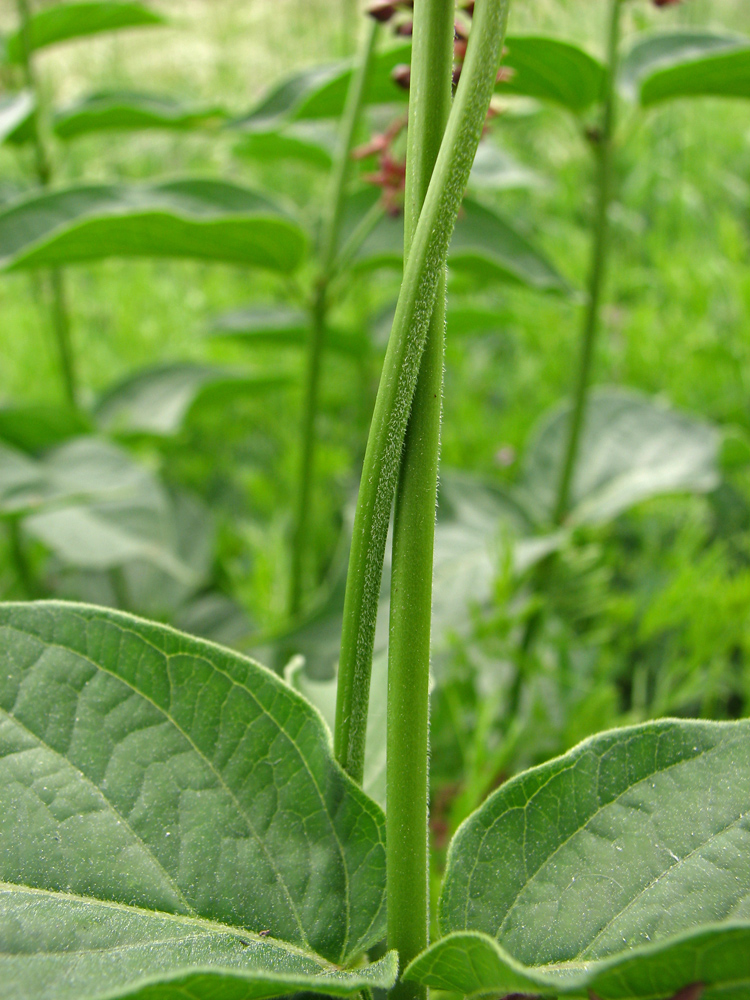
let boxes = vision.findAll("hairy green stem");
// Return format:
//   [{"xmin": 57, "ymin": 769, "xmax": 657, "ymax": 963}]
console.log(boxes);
[
  {"xmin": 553, "ymin": 0, "xmax": 622, "ymax": 524},
  {"xmin": 386, "ymin": 0, "xmax": 454, "ymax": 992},
  {"xmin": 288, "ymin": 18, "xmax": 379, "ymax": 616},
  {"xmin": 335, "ymin": 0, "xmax": 511, "ymax": 784},
  {"xmin": 15, "ymin": 0, "xmax": 78, "ymax": 409}
]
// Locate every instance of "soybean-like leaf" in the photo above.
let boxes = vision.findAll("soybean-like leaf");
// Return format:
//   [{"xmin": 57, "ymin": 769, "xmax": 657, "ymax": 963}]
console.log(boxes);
[
  {"xmin": 53, "ymin": 91, "xmax": 228, "ymax": 139},
  {"xmin": 234, "ymin": 65, "xmax": 343, "ymax": 130},
  {"xmin": 0, "ymin": 601, "xmax": 388, "ymax": 966},
  {"xmin": 234, "ymin": 122, "xmax": 338, "ymax": 170},
  {"xmin": 619, "ymin": 30, "xmax": 748, "ymax": 101},
  {"xmin": 95, "ymin": 363, "xmax": 289, "ymax": 437},
  {"xmin": 0, "ymin": 91, "xmax": 34, "ymax": 144},
  {"xmin": 497, "ymin": 35, "xmax": 606, "ymax": 112},
  {"xmin": 405, "ymin": 719, "xmax": 750, "ymax": 999},
  {"xmin": 209, "ymin": 305, "xmax": 368, "ymax": 358},
  {"xmin": 0, "ymin": 180, "xmax": 306, "ymax": 273},
  {"xmin": 519, "ymin": 389, "xmax": 720, "ymax": 526},
  {"xmin": 1, "ymin": 888, "xmax": 398, "ymax": 1000},
  {"xmin": 352, "ymin": 194, "xmax": 567, "ymax": 293},
  {"xmin": 2, "ymin": 1, "xmax": 164, "ymax": 63},
  {"xmin": 638, "ymin": 43, "xmax": 750, "ymax": 107}
]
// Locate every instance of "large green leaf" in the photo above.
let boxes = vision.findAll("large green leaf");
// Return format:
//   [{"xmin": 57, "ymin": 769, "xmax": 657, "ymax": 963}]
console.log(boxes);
[
  {"xmin": 0, "ymin": 181, "xmax": 306, "ymax": 273},
  {"xmin": 0, "ymin": 91, "xmax": 34, "ymax": 145},
  {"xmin": 53, "ymin": 91, "xmax": 228, "ymax": 139},
  {"xmin": 0, "ymin": 601, "xmax": 388, "ymax": 969},
  {"xmin": 0, "ymin": 404, "xmax": 91, "ymax": 453},
  {"xmin": 352, "ymin": 193, "xmax": 567, "ymax": 293},
  {"xmin": 467, "ymin": 142, "xmax": 540, "ymax": 193},
  {"xmin": 619, "ymin": 30, "xmax": 748, "ymax": 101},
  {"xmin": 639, "ymin": 43, "xmax": 750, "ymax": 107},
  {"xmin": 95, "ymin": 364, "xmax": 290, "ymax": 437},
  {"xmin": 405, "ymin": 719, "xmax": 750, "ymax": 999},
  {"xmin": 2, "ymin": 1, "xmax": 164, "ymax": 64},
  {"xmin": 1, "ymin": 887, "xmax": 398, "ymax": 1000},
  {"xmin": 518, "ymin": 389, "xmax": 720, "ymax": 527},
  {"xmin": 496, "ymin": 36, "xmax": 606, "ymax": 113}
]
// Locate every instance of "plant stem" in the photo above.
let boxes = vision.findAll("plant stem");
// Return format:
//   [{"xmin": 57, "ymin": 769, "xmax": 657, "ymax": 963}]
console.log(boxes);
[
  {"xmin": 335, "ymin": 0, "xmax": 511, "ymax": 784},
  {"xmin": 552, "ymin": 0, "xmax": 622, "ymax": 525},
  {"xmin": 386, "ymin": 0, "xmax": 454, "ymax": 991},
  {"xmin": 288, "ymin": 18, "xmax": 379, "ymax": 617},
  {"xmin": 15, "ymin": 0, "xmax": 79, "ymax": 409}
]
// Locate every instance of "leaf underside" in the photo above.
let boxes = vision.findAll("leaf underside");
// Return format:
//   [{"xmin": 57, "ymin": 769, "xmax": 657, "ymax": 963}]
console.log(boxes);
[
  {"xmin": 405, "ymin": 719, "xmax": 750, "ymax": 999},
  {"xmin": 0, "ymin": 602, "xmax": 387, "ymax": 972}
]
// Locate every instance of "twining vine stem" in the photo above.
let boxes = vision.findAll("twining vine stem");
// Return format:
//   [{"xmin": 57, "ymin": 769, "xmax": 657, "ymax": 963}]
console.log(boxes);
[{"xmin": 385, "ymin": 0, "xmax": 454, "ymax": 994}]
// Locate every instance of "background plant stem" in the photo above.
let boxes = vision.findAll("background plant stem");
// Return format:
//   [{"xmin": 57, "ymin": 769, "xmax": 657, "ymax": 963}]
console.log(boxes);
[
  {"xmin": 385, "ymin": 0, "xmax": 454, "ymax": 996},
  {"xmin": 288, "ymin": 18, "xmax": 379, "ymax": 616},
  {"xmin": 553, "ymin": 0, "xmax": 623, "ymax": 525},
  {"xmin": 16, "ymin": 0, "xmax": 78, "ymax": 410},
  {"xmin": 334, "ymin": 0, "xmax": 511, "ymax": 785}
]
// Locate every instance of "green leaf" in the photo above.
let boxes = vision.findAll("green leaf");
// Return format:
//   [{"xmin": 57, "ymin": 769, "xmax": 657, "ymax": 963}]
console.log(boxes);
[
  {"xmin": 234, "ymin": 122, "xmax": 338, "ymax": 170},
  {"xmin": 518, "ymin": 389, "xmax": 720, "ymax": 526},
  {"xmin": 1, "ymin": 887, "xmax": 398, "ymax": 1000},
  {"xmin": 619, "ymin": 30, "xmax": 749, "ymax": 102},
  {"xmin": 0, "ymin": 403, "xmax": 91, "ymax": 453},
  {"xmin": 53, "ymin": 91, "xmax": 228, "ymax": 139},
  {"xmin": 0, "ymin": 437, "xmax": 207, "ymax": 585},
  {"xmin": 235, "ymin": 43, "xmax": 411, "ymax": 128},
  {"xmin": 497, "ymin": 35, "xmax": 606, "ymax": 113},
  {"xmin": 2, "ymin": 1, "xmax": 164, "ymax": 63},
  {"xmin": 0, "ymin": 91, "xmax": 34, "ymax": 145},
  {"xmin": 352, "ymin": 193, "xmax": 567, "ymax": 293},
  {"xmin": 209, "ymin": 306, "xmax": 368, "ymax": 358},
  {"xmin": 0, "ymin": 601, "xmax": 387, "ymax": 966},
  {"xmin": 639, "ymin": 43, "xmax": 750, "ymax": 107},
  {"xmin": 95, "ymin": 364, "xmax": 290, "ymax": 437},
  {"xmin": 405, "ymin": 719, "xmax": 750, "ymax": 999},
  {"xmin": 0, "ymin": 180, "xmax": 306, "ymax": 273}
]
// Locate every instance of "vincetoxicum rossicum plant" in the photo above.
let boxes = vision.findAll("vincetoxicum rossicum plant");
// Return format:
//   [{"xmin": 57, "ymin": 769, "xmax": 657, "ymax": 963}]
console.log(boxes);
[{"xmin": 1, "ymin": 4, "xmax": 750, "ymax": 1000}]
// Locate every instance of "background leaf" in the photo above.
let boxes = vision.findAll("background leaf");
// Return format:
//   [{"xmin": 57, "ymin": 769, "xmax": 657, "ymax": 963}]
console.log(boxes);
[
  {"xmin": 638, "ymin": 43, "xmax": 750, "ymax": 106},
  {"xmin": 0, "ymin": 602, "xmax": 387, "ymax": 963},
  {"xmin": 53, "ymin": 91, "xmax": 228, "ymax": 139},
  {"xmin": 0, "ymin": 181, "xmax": 306, "ymax": 273},
  {"xmin": 2, "ymin": 1, "xmax": 164, "ymax": 63},
  {"xmin": 496, "ymin": 36, "xmax": 606, "ymax": 112},
  {"xmin": 209, "ymin": 306, "xmax": 367, "ymax": 358},
  {"xmin": 518, "ymin": 389, "xmax": 720, "ymax": 526},
  {"xmin": 0, "ymin": 92, "xmax": 34, "ymax": 145},
  {"xmin": 619, "ymin": 30, "xmax": 748, "ymax": 101},
  {"xmin": 95, "ymin": 363, "xmax": 290, "ymax": 437}
]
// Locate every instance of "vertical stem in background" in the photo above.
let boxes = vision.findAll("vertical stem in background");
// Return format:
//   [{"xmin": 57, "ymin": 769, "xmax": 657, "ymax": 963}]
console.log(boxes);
[
  {"xmin": 553, "ymin": 0, "xmax": 622, "ymax": 525},
  {"xmin": 288, "ymin": 17, "xmax": 379, "ymax": 616},
  {"xmin": 15, "ymin": 0, "xmax": 78, "ymax": 409},
  {"xmin": 386, "ymin": 0, "xmax": 454, "ymax": 996}
]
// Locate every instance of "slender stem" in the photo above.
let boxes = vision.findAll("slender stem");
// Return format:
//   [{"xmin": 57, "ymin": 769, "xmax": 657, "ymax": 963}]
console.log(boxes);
[
  {"xmin": 15, "ymin": 0, "xmax": 79, "ymax": 409},
  {"xmin": 288, "ymin": 18, "xmax": 380, "ymax": 616},
  {"xmin": 385, "ymin": 2, "xmax": 454, "ymax": 996},
  {"xmin": 335, "ymin": 0, "xmax": 511, "ymax": 784},
  {"xmin": 9, "ymin": 519, "xmax": 35, "ymax": 597},
  {"xmin": 552, "ymin": 0, "xmax": 622, "ymax": 525}
]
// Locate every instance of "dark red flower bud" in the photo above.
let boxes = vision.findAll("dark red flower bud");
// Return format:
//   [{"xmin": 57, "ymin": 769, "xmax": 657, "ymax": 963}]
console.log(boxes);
[
  {"xmin": 396, "ymin": 19, "xmax": 413, "ymax": 35},
  {"xmin": 367, "ymin": 0, "xmax": 398, "ymax": 22},
  {"xmin": 391, "ymin": 63, "xmax": 411, "ymax": 90},
  {"xmin": 653, "ymin": 0, "xmax": 682, "ymax": 6}
]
